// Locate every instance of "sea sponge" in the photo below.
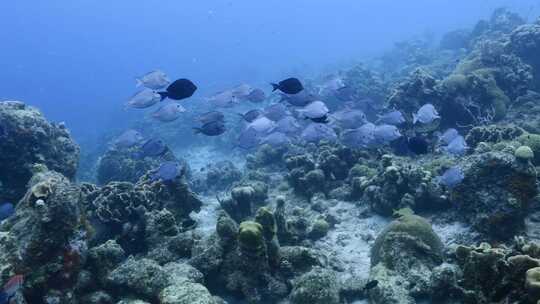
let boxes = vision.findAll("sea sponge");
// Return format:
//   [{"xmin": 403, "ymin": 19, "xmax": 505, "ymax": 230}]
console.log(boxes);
[
  {"xmin": 238, "ymin": 221, "xmax": 264, "ymax": 252},
  {"xmin": 515, "ymin": 146, "xmax": 534, "ymax": 161}
]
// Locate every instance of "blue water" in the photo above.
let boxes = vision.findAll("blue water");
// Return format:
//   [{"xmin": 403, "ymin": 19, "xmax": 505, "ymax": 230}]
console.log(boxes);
[{"xmin": 0, "ymin": 0, "xmax": 539, "ymax": 142}]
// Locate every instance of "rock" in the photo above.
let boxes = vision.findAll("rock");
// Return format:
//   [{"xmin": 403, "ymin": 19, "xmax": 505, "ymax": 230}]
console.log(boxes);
[
  {"xmin": 308, "ymin": 219, "xmax": 330, "ymax": 240},
  {"xmin": 0, "ymin": 101, "xmax": 79, "ymax": 202},
  {"xmin": 515, "ymin": 145, "xmax": 534, "ymax": 161},
  {"xmin": 290, "ymin": 267, "xmax": 340, "ymax": 304},
  {"xmin": 527, "ymin": 267, "xmax": 540, "ymax": 303},
  {"xmin": 107, "ymin": 257, "xmax": 169, "ymax": 299},
  {"xmin": 159, "ymin": 282, "xmax": 216, "ymax": 304}
]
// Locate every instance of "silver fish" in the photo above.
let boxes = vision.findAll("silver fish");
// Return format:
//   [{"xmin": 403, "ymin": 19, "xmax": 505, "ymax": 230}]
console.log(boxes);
[
  {"xmin": 340, "ymin": 123, "xmax": 376, "ymax": 148},
  {"xmin": 413, "ymin": 103, "xmax": 440, "ymax": 124},
  {"xmin": 206, "ymin": 90, "xmax": 238, "ymax": 108},
  {"xmin": 298, "ymin": 101, "xmax": 329, "ymax": 119},
  {"xmin": 444, "ymin": 135, "xmax": 467, "ymax": 156},
  {"xmin": 126, "ymin": 89, "xmax": 161, "ymax": 109},
  {"xmin": 437, "ymin": 166, "xmax": 464, "ymax": 188},
  {"xmin": 264, "ymin": 103, "xmax": 289, "ymax": 122},
  {"xmin": 152, "ymin": 103, "xmax": 186, "ymax": 122},
  {"xmin": 136, "ymin": 70, "xmax": 170, "ymax": 90},
  {"xmin": 237, "ymin": 127, "xmax": 262, "ymax": 149},
  {"xmin": 333, "ymin": 109, "xmax": 367, "ymax": 129},
  {"xmin": 114, "ymin": 130, "xmax": 144, "ymax": 148},
  {"xmin": 274, "ymin": 116, "xmax": 301, "ymax": 134},
  {"xmin": 151, "ymin": 161, "xmax": 180, "ymax": 182},
  {"xmin": 247, "ymin": 116, "xmax": 276, "ymax": 134},
  {"xmin": 439, "ymin": 128, "xmax": 459, "ymax": 145},
  {"xmin": 373, "ymin": 124, "xmax": 402, "ymax": 144},
  {"xmin": 301, "ymin": 123, "xmax": 337, "ymax": 143},
  {"xmin": 376, "ymin": 110, "xmax": 405, "ymax": 125},
  {"xmin": 261, "ymin": 132, "xmax": 291, "ymax": 147}
]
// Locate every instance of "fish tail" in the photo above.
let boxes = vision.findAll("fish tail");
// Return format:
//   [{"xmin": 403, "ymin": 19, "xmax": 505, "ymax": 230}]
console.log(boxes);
[
  {"xmin": 193, "ymin": 128, "xmax": 201, "ymax": 134},
  {"xmin": 270, "ymin": 83, "xmax": 279, "ymax": 92},
  {"xmin": 135, "ymin": 78, "xmax": 143, "ymax": 87},
  {"xmin": 158, "ymin": 91, "xmax": 168, "ymax": 101},
  {"xmin": 412, "ymin": 114, "xmax": 418, "ymax": 124}
]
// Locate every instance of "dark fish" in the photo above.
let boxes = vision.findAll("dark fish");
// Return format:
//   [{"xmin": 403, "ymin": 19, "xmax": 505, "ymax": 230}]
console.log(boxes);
[
  {"xmin": 239, "ymin": 109, "xmax": 262, "ymax": 123},
  {"xmin": 134, "ymin": 139, "xmax": 168, "ymax": 159},
  {"xmin": 198, "ymin": 111, "xmax": 225, "ymax": 125},
  {"xmin": 159, "ymin": 79, "xmax": 197, "ymax": 101},
  {"xmin": 309, "ymin": 115, "xmax": 330, "ymax": 124},
  {"xmin": 0, "ymin": 203, "xmax": 14, "ymax": 221},
  {"xmin": 408, "ymin": 136, "xmax": 429, "ymax": 155},
  {"xmin": 194, "ymin": 121, "xmax": 226, "ymax": 136},
  {"xmin": 364, "ymin": 280, "xmax": 378, "ymax": 290},
  {"xmin": 247, "ymin": 88, "xmax": 266, "ymax": 103},
  {"xmin": 271, "ymin": 78, "xmax": 304, "ymax": 94}
]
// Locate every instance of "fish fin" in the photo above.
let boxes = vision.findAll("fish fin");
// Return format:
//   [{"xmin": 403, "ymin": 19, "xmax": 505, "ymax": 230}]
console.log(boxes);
[
  {"xmin": 158, "ymin": 91, "xmax": 168, "ymax": 101},
  {"xmin": 193, "ymin": 128, "xmax": 202, "ymax": 134},
  {"xmin": 412, "ymin": 114, "xmax": 418, "ymax": 124},
  {"xmin": 270, "ymin": 83, "xmax": 280, "ymax": 92},
  {"xmin": 135, "ymin": 78, "xmax": 143, "ymax": 87}
]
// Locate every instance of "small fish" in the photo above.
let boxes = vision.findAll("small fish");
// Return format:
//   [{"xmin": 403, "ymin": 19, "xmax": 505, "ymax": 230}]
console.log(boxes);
[
  {"xmin": 373, "ymin": 124, "xmax": 402, "ymax": 144},
  {"xmin": 444, "ymin": 135, "xmax": 467, "ymax": 156},
  {"xmin": 377, "ymin": 110, "xmax": 405, "ymax": 125},
  {"xmin": 158, "ymin": 79, "xmax": 197, "ymax": 101},
  {"xmin": 364, "ymin": 280, "xmax": 378, "ymax": 290},
  {"xmin": 152, "ymin": 103, "xmax": 186, "ymax": 122},
  {"xmin": 151, "ymin": 161, "xmax": 180, "ymax": 182},
  {"xmin": 274, "ymin": 116, "xmax": 301, "ymax": 134},
  {"xmin": 280, "ymin": 91, "xmax": 319, "ymax": 107},
  {"xmin": 237, "ymin": 127, "xmax": 262, "ymax": 149},
  {"xmin": 0, "ymin": 203, "xmax": 14, "ymax": 221},
  {"xmin": 136, "ymin": 70, "xmax": 170, "ymax": 90},
  {"xmin": 0, "ymin": 275, "xmax": 23, "ymax": 303},
  {"xmin": 194, "ymin": 121, "xmax": 226, "ymax": 136},
  {"xmin": 114, "ymin": 130, "xmax": 143, "ymax": 148},
  {"xmin": 264, "ymin": 103, "xmax": 289, "ymax": 122},
  {"xmin": 197, "ymin": 111, "xmax": 225, "ymax": 125},
  {"xmin": 408, "ymin": 136, "xmax": 429, "ymax": 155},
  {"xmin": 246, "ymin": 89, "xmax": 266, "ymax": 103},
  {"xmin": 318, "ymin": 75, "xmax": 346, "ymax": 94},
  {"xmin": 437, "ymin": 166, "xmax": 464, "ymax": 188},
  {"xmin": 247, "ymin": 116, "xmax": 276, "ymax": 134},
  {"xmin": 206, "ymin": 90, "xmax": 238, "ymax": 108},
  {"xmin": 298, "ymin": 101, "xmax": 329, "ymax": 120},
  {"xmin": 413, "ymin": 104, "xmax": 440, "ymax": 124},
  {"xmin": 439, "ymin": 128, "xmax": 459, "ymax": 145},
  {"xmin": 301, "ymin": 123, "xmax": 338, "ymax": 143},
  {"xmin": 333, "ymin": 109, "xmax": 367, "ymax": 129},
  {"xmin": 261, "ymin": 132, "xmax": 291, "ymax": 147},
  {"xmin": 134, "ymin": 139, "xmax": 168, "ymax": 159},
  {"xmin": 239, "ymin": 109, "xmax": 262, "ymax": 123},
  {"xmin": 271, "ymin": 78, "xmax": 304, "ymax": 94},
  {"xmin": 340, "ymin": 123, "xmax": 376, "ymax": 148},
  {"xmin": 126, "ymin": 89, "xmax": 161, "ymax": 109},
  {"xmin": 231, "ymin": 84, "xmax": 253, "ymax": 100}
]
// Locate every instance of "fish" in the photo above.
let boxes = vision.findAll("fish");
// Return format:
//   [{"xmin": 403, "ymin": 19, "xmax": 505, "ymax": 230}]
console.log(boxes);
[
  {"xmin": 231, "ymin": 84, "xmax": 253, "ymax": 100},
  {"xmin": 297, "ymin": 101, "xmax": 329, "ymax": 120},
  {"xmin": 364, "ymin": 280, "xmax": 378, "ymax": 290},
  {"xmin": 239, "ymin": 109, "xmax": 262, "ymax": 123},
  {"xmin": 280, "ymin": 91, "xmax": 319, "ymax": 107},
  {"xmin": 136, "ymin": 70, "xmax": 170, "ymax": 90},
  {"xmin": 408, "ymin": 136, "xmax": 429, "ymax": 154},
  {"xmin": 0, "ymin": 203, "xmax": 14, "ymax": 221},
  {"xmin": 274, "ymin": 116, "xmax": 301, "ymax": 134},
  {"xmin": 152, "ymin": 103, "xmax": 186, "ymax": 122},
  {"xmin": 310, "ymin": 115, "xmax": 330, "ymax": 124},
  {"xmin": 125, "ymin": 89, "xmax": 161, "ymax": 109},
  {"xmin": 373, "ymin": 124, "xmax": 402, "ymax": 144},
  {"xmin": 318, "ymin": 75, "xmax": 346, "ymax": 94},
  {"xmin": 246, "ymin": 89, "xmax": 266, "ymax": 103},
  {"xmin": 158, "ymin": 79, "xmax": 197, "ymax": 101},
  {"xmin": 113, "ymin": 130, "xmax": 143, "ymax": 148},
  {"xmin": 197, "ymin": 111, "xmax": 225, "ymax": 125},
  {"xmin": 333, "ymin": 109, "xmax": 367, "ymax": 129},
  {"xmin": 444, "ymin": 135, "xmax": 467, "ymax": 156},
  {"xmin": 413, "ymin": 103, "xmax": 440, "ymax": 124},
  {"xmin": 335, "ymin": 86, "xmax": 357, "ymax": 101},
  {"xmin": 271, "ymin": 78, "xmax": 304, "ymax": 94},
  {"xmin": 301, "ymin": 123, "xmax": 337, "ymax": 143},
  {"xmin": 264, "ymin": 103, "xmax": 289, "ymax": 122},
  {"xmin": 151, "ymin": 161, "xmax": 180, "ymax": 182},
  {"xmin": 376, "ymin": 110, "xmax": 405, "ymax": 125},
  {"xmin": 437, "ymin": 166, "xmax": 464, "ymax": 188},
  {"xmin": 194, "ymin": 121, "xmax": 226, "ymax": 136},
  {"xmin": 206, "ymin": 90, "xmax": 238, "ymax": 108},
  {"xmin": 439, "ymin": 128, "xmax": 459, "ymax": 145},
  {"xmin": 247, "ymin": 116, "xmax": 276, "ymax": 134},
  {"xmin": 237, "ymin": 127, "xmax": 262, "ymax": 149},
  {"xmin": 340, "ymin": 123, "xmax": 376, "ymax": 148},
  {"xmin": 0, "ymin": 275, "xmax": 23, "ymax": 304},
  {"xmin": 134, "ymin": 139, "xmax": 168, "ymax": 159},
  {"xmin": 261, "ymin": 132, "xmax": 291, "ymax": 147}
]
